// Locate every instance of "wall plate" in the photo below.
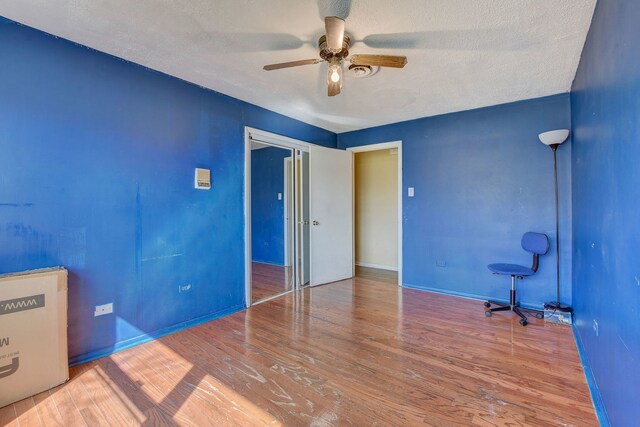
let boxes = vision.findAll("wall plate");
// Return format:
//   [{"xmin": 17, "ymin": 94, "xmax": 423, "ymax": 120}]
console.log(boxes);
[{"xmin": 195, "ymin": 168, "xmax": 211, "ymax": 190}]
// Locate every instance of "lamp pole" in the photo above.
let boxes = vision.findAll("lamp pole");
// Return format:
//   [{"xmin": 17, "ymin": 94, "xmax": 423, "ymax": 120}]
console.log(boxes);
[{"xmin": 539, "ymin": 130, "xmax": 572, "ymax": 313}]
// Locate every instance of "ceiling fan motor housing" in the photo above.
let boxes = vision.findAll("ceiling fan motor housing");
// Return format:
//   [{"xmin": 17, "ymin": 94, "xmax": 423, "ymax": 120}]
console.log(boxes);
[{"xmin": 318, "ymin": 35, "xmax": 351, "ymax": 61}]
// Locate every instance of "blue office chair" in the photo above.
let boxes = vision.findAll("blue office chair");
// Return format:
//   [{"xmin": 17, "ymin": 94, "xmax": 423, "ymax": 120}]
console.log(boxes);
[{"xmin": 484, "ymin": 232, "xmax": 548, "ymax": 326}]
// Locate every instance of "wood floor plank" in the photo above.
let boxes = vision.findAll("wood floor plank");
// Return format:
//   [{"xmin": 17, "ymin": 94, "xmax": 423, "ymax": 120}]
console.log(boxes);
[
  {"xmin": 110, "ymin": 345, "xmax": 197, "ymax": 426},
  {"xmin": 18, "ymin": 268, "xmax": 597, "ymax": 426},
  {"xmin": 75, "ymin": 360, "xmax": 145, "ymax": 426},
  {"xmin": 13, "ymin": 397, "xmax": 41, "ymax": 427},
  {"xmin": 355, "ymin": 265, "xmax": 398, "ymax": 284},
  {"xmin": 63, "ymin": 363, "xmax": 111, "ymax": 427},
  {"xmin": 129, "ymin": 345, "xmax": 227, "ymax": 426},
  {"xmin": 44, "ymin": 386, "xmax": 87, "ymax": 427},
  {"xmin": 0, "ymin": 403, "xmax": 18, "ymax": 427},
  {"xmin": 31, "ymin": 390, "xmax": 65, "ymax": 427}
]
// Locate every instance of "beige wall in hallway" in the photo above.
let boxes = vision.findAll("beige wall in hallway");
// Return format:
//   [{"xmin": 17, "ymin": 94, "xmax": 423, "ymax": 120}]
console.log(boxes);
[{"xmin": 355, "ymin": 149, "xmax": 398, "ymax": 270}]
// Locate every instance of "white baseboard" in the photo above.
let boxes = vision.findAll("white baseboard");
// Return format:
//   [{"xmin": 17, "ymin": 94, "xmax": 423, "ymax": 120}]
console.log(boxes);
[{"xmin": 355, "ymin": 262, "xmax": 398, "ymax": 272}]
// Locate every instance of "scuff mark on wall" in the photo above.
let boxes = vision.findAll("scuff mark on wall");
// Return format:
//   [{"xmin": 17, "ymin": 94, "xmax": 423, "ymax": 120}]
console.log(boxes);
[{"xmin": 0, "ymin": 203, "xmax": 34, "ymax": 207}]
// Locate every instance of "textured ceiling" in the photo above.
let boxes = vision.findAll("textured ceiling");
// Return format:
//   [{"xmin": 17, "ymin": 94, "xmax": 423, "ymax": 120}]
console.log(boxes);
[{"xmin": 0, "ymin": 0, "xmax": 596, "ymax": 133}]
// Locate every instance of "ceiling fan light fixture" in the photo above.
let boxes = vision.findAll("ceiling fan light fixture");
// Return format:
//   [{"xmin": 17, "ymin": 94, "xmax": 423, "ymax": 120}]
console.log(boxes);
[
  {"xmin": 327, "ymin": 59, "xmax": 343, "ymax": 87},
  {"xmin": 330, "ymin": 67, "xmax": 341, "ymax": 83}
]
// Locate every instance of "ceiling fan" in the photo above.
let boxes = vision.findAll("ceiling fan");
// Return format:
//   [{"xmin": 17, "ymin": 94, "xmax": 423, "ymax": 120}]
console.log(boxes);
[{"xmin": 263, "ymin": 16, "xmax": 408, "ymax": 97}]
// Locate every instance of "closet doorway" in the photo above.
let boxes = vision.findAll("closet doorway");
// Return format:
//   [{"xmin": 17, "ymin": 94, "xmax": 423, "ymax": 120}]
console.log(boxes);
[
  {"xmin": 249, "ymin": 141, "xmax": 296, "ymax": 303},
  {"xmin": 245, "ymin": 127, "xmax": 355, "ymax": 306},
  {"xmin": 244, "ymin": 129, "xmax": 312, "ymax": 305}
]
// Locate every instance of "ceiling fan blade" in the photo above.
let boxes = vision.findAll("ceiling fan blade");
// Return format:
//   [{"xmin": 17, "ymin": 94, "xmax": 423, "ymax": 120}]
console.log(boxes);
[
  {"xmin": 325, "ymin": 16, "xmax": 345, "ymax": 51},
  {"xmin": 317, "ymin": 0, "xmax": 352, "ymax": 21},
  {"xmin": 328, "ymin": 81, "xmax": 341, "ymax": 97},
  {"xmin": 350, "ymin": 54, "xmax": 407, "ymax": 68},
  {"xmin": 263, "ymin": 59, "xmax": 322, "ymax": 71},
  {"xmin": 362, "ymin": 29, "xmax": 536, "ymax": 51},
  {"xmin": 205, "ymin": 32, "xmax": 305, "ymax": 53}
]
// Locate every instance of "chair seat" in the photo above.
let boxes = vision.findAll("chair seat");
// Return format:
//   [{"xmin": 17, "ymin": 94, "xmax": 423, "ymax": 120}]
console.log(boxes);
[{"xmin": 488, "ymin": 263, "xmax": 534, "ymax": 276}]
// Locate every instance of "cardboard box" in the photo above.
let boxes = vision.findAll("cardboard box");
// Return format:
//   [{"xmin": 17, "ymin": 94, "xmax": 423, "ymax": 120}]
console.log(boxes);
[{"xmin": 0, "ymin": 267, "xmax": 69, "ymax": 408}]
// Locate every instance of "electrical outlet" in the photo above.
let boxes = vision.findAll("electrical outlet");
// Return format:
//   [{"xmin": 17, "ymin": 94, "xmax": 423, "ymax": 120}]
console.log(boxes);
[
  {"xmin": 179, "ymin": 283, "xmax": 192, "ymax": 293},
  {"xmin": 593, "ymin": 319, "xmax": 599, "ymax": 336},
  {"xmin": 94, "ymin": 303, "xmax": 113, "ymax": 317}
]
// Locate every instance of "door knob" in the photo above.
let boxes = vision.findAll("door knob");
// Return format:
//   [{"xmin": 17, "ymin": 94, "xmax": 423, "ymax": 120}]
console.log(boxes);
[{"xmin": 312, "ymin": 220, "xmax": 319, "ymax": 226}]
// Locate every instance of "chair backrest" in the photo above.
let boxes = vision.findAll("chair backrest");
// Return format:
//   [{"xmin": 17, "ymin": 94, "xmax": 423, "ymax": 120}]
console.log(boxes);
[{"xmin": 521, "ymin": 232, "xmax": 549, "ymax": 255}]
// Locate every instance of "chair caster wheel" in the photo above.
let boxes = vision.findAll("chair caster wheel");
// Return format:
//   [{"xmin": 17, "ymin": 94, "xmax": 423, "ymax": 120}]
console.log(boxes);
[
  {"xmin": 535, "ymin": 313, "xmax": 544, "ymax": 319},
  {"xmin": 485, "ymin": 311, "xmax": 492, "ymax": 317},
  {"xmin": 519, "ymin": 319, "xmax": 528, "ymax": 326},
  {"xmin": 484, "ymin": 302, "xmax": 491, "ymax": 308}
]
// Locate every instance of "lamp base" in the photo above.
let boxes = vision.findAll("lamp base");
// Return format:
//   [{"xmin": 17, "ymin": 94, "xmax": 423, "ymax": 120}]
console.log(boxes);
[{"xmin": 544, "ymin": 301, "xmax": 573, "ymax": 313}]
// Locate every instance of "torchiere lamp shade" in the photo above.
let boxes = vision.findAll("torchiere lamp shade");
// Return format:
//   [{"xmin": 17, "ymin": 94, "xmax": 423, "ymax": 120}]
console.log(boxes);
[{"xmin": 539, "ymin": 129, "xmax": 570, "ymax": 146}]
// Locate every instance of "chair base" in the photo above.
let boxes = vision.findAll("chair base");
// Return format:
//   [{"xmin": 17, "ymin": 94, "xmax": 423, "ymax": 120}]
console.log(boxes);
[{"xmin": 484, "ymin": 275, "xmax": 543, "ymax": 326}]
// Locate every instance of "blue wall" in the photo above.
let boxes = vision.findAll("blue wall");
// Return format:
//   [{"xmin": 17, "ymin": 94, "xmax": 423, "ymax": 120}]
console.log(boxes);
[
  {"xmin": 571, "ymin": 1, "xmax": 640, "ymax": 425},
  {"xmin": 339, "ymin": 94, "xmax": 572, "ymax": 308},
  {"xmin": 251, "ymin": 147, "xmax": 290, "ymax": 266},
  {"xmin": 0, "ymin": 17, "xmax": 335, "ymax": 364}
]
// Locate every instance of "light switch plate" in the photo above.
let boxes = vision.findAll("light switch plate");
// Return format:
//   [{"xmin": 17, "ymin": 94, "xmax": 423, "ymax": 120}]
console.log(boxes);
[{"xmin": 408, "ymin": 187, "xmax": 415, "ymax": 197}]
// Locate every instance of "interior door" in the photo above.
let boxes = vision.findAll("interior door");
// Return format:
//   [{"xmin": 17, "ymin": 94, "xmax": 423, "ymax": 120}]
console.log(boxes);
[{"xmin": 309, "ymin": 145, "xmax": 353, "ymax": 286}]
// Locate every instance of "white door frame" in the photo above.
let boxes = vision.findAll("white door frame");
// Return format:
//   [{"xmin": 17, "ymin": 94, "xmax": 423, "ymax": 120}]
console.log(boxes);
[
  {"xmin": 298, "ymin": 154, "xmax": 310, "ymax": 286},
  {"xmin": 244, "ymin": 127, "xmax": 310, "ymax": 307},
  {"xmin": 347, "ymin": 141, "xmax": 403, "ymax": 287}
]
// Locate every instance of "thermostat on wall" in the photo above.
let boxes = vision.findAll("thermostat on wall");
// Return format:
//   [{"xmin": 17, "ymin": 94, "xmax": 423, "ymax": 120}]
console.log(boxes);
[{"xmin": 194, "ymin": 168, "xmax": 211, "ymax": 190}]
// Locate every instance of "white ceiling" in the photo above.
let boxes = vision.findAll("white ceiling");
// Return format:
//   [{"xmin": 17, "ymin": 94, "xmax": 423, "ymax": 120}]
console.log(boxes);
[{"xmin": 0, "ymin": 0, "xmax": 596, "ymax": 133}]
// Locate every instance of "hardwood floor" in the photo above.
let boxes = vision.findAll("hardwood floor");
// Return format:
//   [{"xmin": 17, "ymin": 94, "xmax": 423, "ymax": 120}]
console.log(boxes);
[
  {"xmin": 1, "ymin": 275, "xmax": 597, "ymax": 426},
  {"xmin": 355, "ymin": 265, "xmax": 398, "ymax": 284},
  {"xmin": 251, "ymin": 262, "xmax": 293, "ymax": 303}
]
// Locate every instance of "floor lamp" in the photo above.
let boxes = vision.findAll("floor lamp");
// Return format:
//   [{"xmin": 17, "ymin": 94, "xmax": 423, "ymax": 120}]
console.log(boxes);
[{"xmin": 539, "ymin": 129, "xmax": 573, "ymax": 313}]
